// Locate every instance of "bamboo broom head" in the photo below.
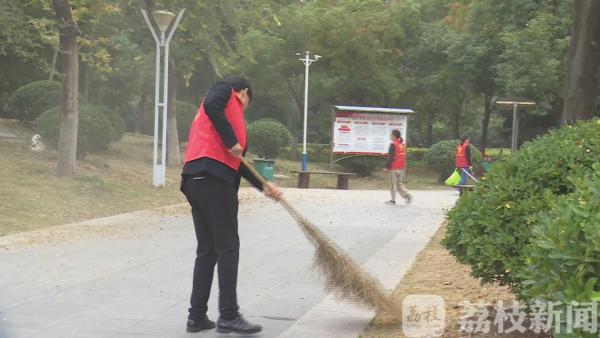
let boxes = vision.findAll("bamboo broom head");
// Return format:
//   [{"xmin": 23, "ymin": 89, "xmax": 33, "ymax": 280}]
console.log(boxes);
[
  {"xmin": 239, "ymin": 158, "xmax": 400, "ymax": 317},
  {"xmin": 280, "ymin": 198, "xmax": 400, "ymax": 316}
]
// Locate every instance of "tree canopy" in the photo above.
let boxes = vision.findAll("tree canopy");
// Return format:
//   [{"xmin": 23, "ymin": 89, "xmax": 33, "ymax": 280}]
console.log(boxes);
[{"xmin": 1, "ymin": 0, "xmax": 597, "ymax": 155}]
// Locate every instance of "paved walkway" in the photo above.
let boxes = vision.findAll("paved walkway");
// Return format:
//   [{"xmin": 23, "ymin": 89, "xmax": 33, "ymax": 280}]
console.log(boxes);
[
  {"xmin": 0, "ymin": 188, "xmax": 456, "ymax": 338},
  {"xmin": 0, "ymin": 128, "xmax": 25, "ymax": 144}
]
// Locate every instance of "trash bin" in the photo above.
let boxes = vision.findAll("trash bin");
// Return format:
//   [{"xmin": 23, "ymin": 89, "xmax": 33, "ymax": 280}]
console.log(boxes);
[
  {"xmin": 252, "ymin": 158, "xmax": 275, "ymax": 181},
  {"xmin": 482, "ymin": 156, "xmax": 493, "ymax": 173}
]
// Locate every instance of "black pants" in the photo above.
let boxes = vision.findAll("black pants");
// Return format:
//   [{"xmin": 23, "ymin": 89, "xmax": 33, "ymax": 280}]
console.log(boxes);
[{"xmin": 182, "ymin": 174, "xmax": 240, "ymax": 320}]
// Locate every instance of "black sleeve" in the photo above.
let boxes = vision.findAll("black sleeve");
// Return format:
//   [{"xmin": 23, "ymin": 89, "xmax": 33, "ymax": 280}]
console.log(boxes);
[
  {"xmin": 238, "ymin": 161, "xmax": 264, "ymax": 191},
  {"xmin": 466, "ymin": 146, "xmax": 472, "ymax": 166},
  {"xmin": 203, "ymin": 82, "xmax": 238, "ymax": 148},
  {"xmin": 386, "ymin": 143, "xmax": 395, "ymax": 169}
]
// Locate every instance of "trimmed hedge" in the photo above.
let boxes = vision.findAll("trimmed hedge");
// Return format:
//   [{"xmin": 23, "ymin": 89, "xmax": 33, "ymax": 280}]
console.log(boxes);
[
  {"xmin": 338, "ymin": 156, "xmax": 386, "ymax": 176},
  {"xmin": 8, "ymin": 81, "xmax": 62, "ymax": 121},
  {"xmin": 280, "ymin": 143, "xmax": 332, "ymax": 163},
  {"xmin": 35, "ymin": 104, "xmax": 125, "ymax": 158},
  {"xmin": 247, "ymin": 118, "xmax": 292, "ymax": 159},
  {"xmin": 424, "ymin": 140, "xmax": 482, "ymax": 182},
  {"xmin": 407, "ymin": 147, "xmax": 427, "ymax": 162},
  {"xmin": 279, "ymin": 145, "xmax": 427, "ymax": 165},
  {"xmin": 443, "ymin": 119, "xmax": 600, "ymax": 298}
]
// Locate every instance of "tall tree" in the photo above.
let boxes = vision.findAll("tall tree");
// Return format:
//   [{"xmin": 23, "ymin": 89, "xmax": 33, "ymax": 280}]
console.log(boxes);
[
  {"xmin": 53, "ymin": 0, "xmax": 79, "ymax": 177},
  {"xmin": 562, "ymin": 0, "xmax": 600, "ymax": 123}
]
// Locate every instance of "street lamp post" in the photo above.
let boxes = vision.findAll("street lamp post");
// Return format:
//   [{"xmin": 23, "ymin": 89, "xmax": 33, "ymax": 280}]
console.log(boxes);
[
  {"xmin": 496, "ymin": 99, "xmax": 536, "ymax": 154},
  {"xmin": 141, "ymin": 8, "xmax": 185, "ymax": 187},
  {"xmin": 296, "ymin": 51, "xmax": 321, "ymax": 172}
]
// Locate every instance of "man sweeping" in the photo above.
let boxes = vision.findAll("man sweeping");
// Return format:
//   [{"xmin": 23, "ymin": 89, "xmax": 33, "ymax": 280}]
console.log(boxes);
[
  {"xmin": 181, "ymin": 76, "xmax": 282, "ymax": 334},
  {"xmin": 384, "ymin": 129, "xmax": 413, "ymax": 205}
]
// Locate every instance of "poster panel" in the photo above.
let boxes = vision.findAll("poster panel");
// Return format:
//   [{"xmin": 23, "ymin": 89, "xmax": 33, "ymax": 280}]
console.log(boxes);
[{"xmin": 332, "ymin": 111, "xmax": 408, "ymax": 154}]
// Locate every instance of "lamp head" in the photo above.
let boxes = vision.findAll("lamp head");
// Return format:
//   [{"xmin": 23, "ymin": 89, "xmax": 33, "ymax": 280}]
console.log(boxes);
[
  {"xmin": 153, "ymin": 10, "xmax": 176, "ymax": 33},
  {"xmin": 314, "ymin": 55, "xmax": 322, "ymax": 60}
]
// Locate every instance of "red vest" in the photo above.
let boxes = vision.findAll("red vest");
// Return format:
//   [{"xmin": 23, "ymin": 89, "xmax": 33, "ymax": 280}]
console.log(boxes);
[
  {"xmin": 455, "ymin": 143, "xmax": 469, "ymax": 168},
  {"xmin": 184, "ymin": 89, "xmax": 246, "ymax": 170},
  {"xmin": 390, "ymin": 139, "xmax": 406, "ymax": 170}
]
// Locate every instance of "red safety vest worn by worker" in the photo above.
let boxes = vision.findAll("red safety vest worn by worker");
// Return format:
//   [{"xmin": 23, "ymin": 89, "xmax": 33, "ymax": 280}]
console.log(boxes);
[
  {"xmin": 184, "ymin": 89, "xmax": 246, "ymax": 170},
  {"xmin": 455, "ymin": 143, "xmax": 470, "ymax": 168},
  {"xmin": 390, "ymin": 139, "xmax": 406, "ymax": 170}
]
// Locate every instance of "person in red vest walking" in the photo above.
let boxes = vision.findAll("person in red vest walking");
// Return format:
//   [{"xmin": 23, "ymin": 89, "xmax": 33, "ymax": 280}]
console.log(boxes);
[
  {"xmin": 455, "ymin": 136, "xmax": 473, "ymax": 192},
  {"xmin": 384, "ymin": 129, "xmax": 413, "ymax": 205},
  {"xmin": 181, "ymin": 76, "xmax": 282, "ymax": 334}
]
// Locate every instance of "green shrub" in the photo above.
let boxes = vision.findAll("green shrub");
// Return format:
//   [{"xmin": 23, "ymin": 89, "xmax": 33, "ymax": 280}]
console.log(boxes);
[
  {"xmin": 35, "ymin": 104, "xmax": 125, "ymax": 158},
  {"xmin": 8, "ymin": 80, "xmax": 62, "ymax": 121},
  {"xmin": 100, "ymin": 105, "xmax": 126, "ymax": 142},
  {"xmin": 443, "ymin": 119, "xmax": 600, "ymax": 293},
  {"xmin": 407, "ymin": 147, "xmax": 427, "ymax": 162},
  {"xmin": 176, "ymin": 100, "xmax": 198, "ymax": 142},
  {"xmin": 338, "ymin": 156, "xmax": 386, "ymax": 176},
  {"xmin": 247, "ymin": 118, "xmax": 292, "ymax": 159},
  {"xmin": 518, "ymin": 166, "xmax": 600, "ymax": 337},
  {"xmin": 424, "ymin": 140, "xmax": 482, "ymax": 182}
]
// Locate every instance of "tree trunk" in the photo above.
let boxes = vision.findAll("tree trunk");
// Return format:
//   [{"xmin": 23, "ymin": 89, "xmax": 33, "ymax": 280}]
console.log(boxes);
[
  {"xmin": 54, "ymin": 0, "xmax": 79, "ymax": 177},
  {"xmin": 426, "ymin": 102, "xmax": 437, "ymax": 147},
  {"xmin": 82, "ymin": 63, "xmax": 90, "ymax": 101},
  {"xmin": 135, "ymin": 83, "xmax": 148, "ymax": 134},
  {"xmin": 166, "ymin": 59, "xmax": 180, "ymax": 166},
  {"xmin": 454, "ymin": 88, "xmax": 465, "ymax": 139},
  {"xmin": 49, "ymin": 47, "xmax": 58, "ymax": 81},
  {"xmin": 479, "ymin": 93, "xmax": 493, "ymax": 155},
  {"xmin": 562, "ymin": 0, "xmax": 600, "ymax": 123}
]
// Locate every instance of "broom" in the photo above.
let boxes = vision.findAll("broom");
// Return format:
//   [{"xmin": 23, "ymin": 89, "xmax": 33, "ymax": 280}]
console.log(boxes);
[{"xmin": 241, "ymin": 158, "xmax": 399, "ymax": 314}]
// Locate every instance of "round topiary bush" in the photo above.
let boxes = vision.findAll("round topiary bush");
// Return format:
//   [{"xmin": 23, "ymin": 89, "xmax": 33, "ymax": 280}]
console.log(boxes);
[
  {"xmin": 424, "ymin": 139, "xmax": 482, "ymax": 182},
  {"xmin": 8, "ymin": 80, "xmax": 62, "ymax": 121},
  {"xmin": 443, "ymin": 119, "xmax": 600, "ymax": 296},
  {"xmin": 247, "ymin": 118, "xmax": 292, "ymax": 159},
  {"xmin": 35, "ymin": 104, "xmax": 125, "ymax": 158},
  {"xmin": 176, "ymin": 100, "xmax": 199, "ymax": 142}
]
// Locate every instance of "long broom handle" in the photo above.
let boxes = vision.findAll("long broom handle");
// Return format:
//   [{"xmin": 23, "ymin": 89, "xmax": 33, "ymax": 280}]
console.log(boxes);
[
  {"xmin": 239, "ymin": 157, "xmax": 315, "ymax": 236},
  {"xmin": 461, "ymin": 167, "xmax": 479, "ymax": 183},
  {"xmin": 241, "ymin": 157, "xmax": 270, "ymax": 188},
  {"xmin": 240, "ymin": 157, "xmax": 399, "ymax": 313},
  {"xmin": 239, "ymin": 157, "xmax": 320, "ymax": 231}
]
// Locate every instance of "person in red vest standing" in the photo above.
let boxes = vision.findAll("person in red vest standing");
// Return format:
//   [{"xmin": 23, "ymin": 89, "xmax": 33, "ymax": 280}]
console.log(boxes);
[
  {"xmin": 384, "ymin": 129, "xmax": 413, "ymax": 205},
  {"xmin": 181, "ymin": 76, "xmax": 282, "ymax": 334},
  {"xmin": 455, "ymin": 136, "xmax": 473, "ymax": 192}
]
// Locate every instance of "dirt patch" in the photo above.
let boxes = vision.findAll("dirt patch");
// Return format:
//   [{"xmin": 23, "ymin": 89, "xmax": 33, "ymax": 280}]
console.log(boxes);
[
  {"xmin": 363, "ymin": 224, "xmax": 548, "ymax": 338},
  {"xmin": 0, "ymin": 191, "xmax": 266, "ymax": 250}
]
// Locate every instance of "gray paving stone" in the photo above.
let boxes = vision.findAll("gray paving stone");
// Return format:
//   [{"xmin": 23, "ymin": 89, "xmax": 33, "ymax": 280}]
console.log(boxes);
[{"xmin": 0, "ymin": 189, "xmax": 456, "ymax": 338}]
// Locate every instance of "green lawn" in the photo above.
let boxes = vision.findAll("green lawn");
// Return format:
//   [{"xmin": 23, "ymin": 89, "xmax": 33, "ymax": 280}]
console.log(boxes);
[
  {"xmin": 0, "ymin": 119, "xmax": 185, "ymax": 235},
  {"xmin": 0, "ymin": 118, "xmax": 444, "ymax": 236}
]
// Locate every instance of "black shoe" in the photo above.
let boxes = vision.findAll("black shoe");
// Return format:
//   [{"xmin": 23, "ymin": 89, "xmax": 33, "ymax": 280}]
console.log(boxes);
[
  {"xmin": 217, "ymin": 315, "xmax": 262, "ymax": 334},
  {"xmin": 186, "ymin": 316, "xmax": 216, "ymax": 333}
]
